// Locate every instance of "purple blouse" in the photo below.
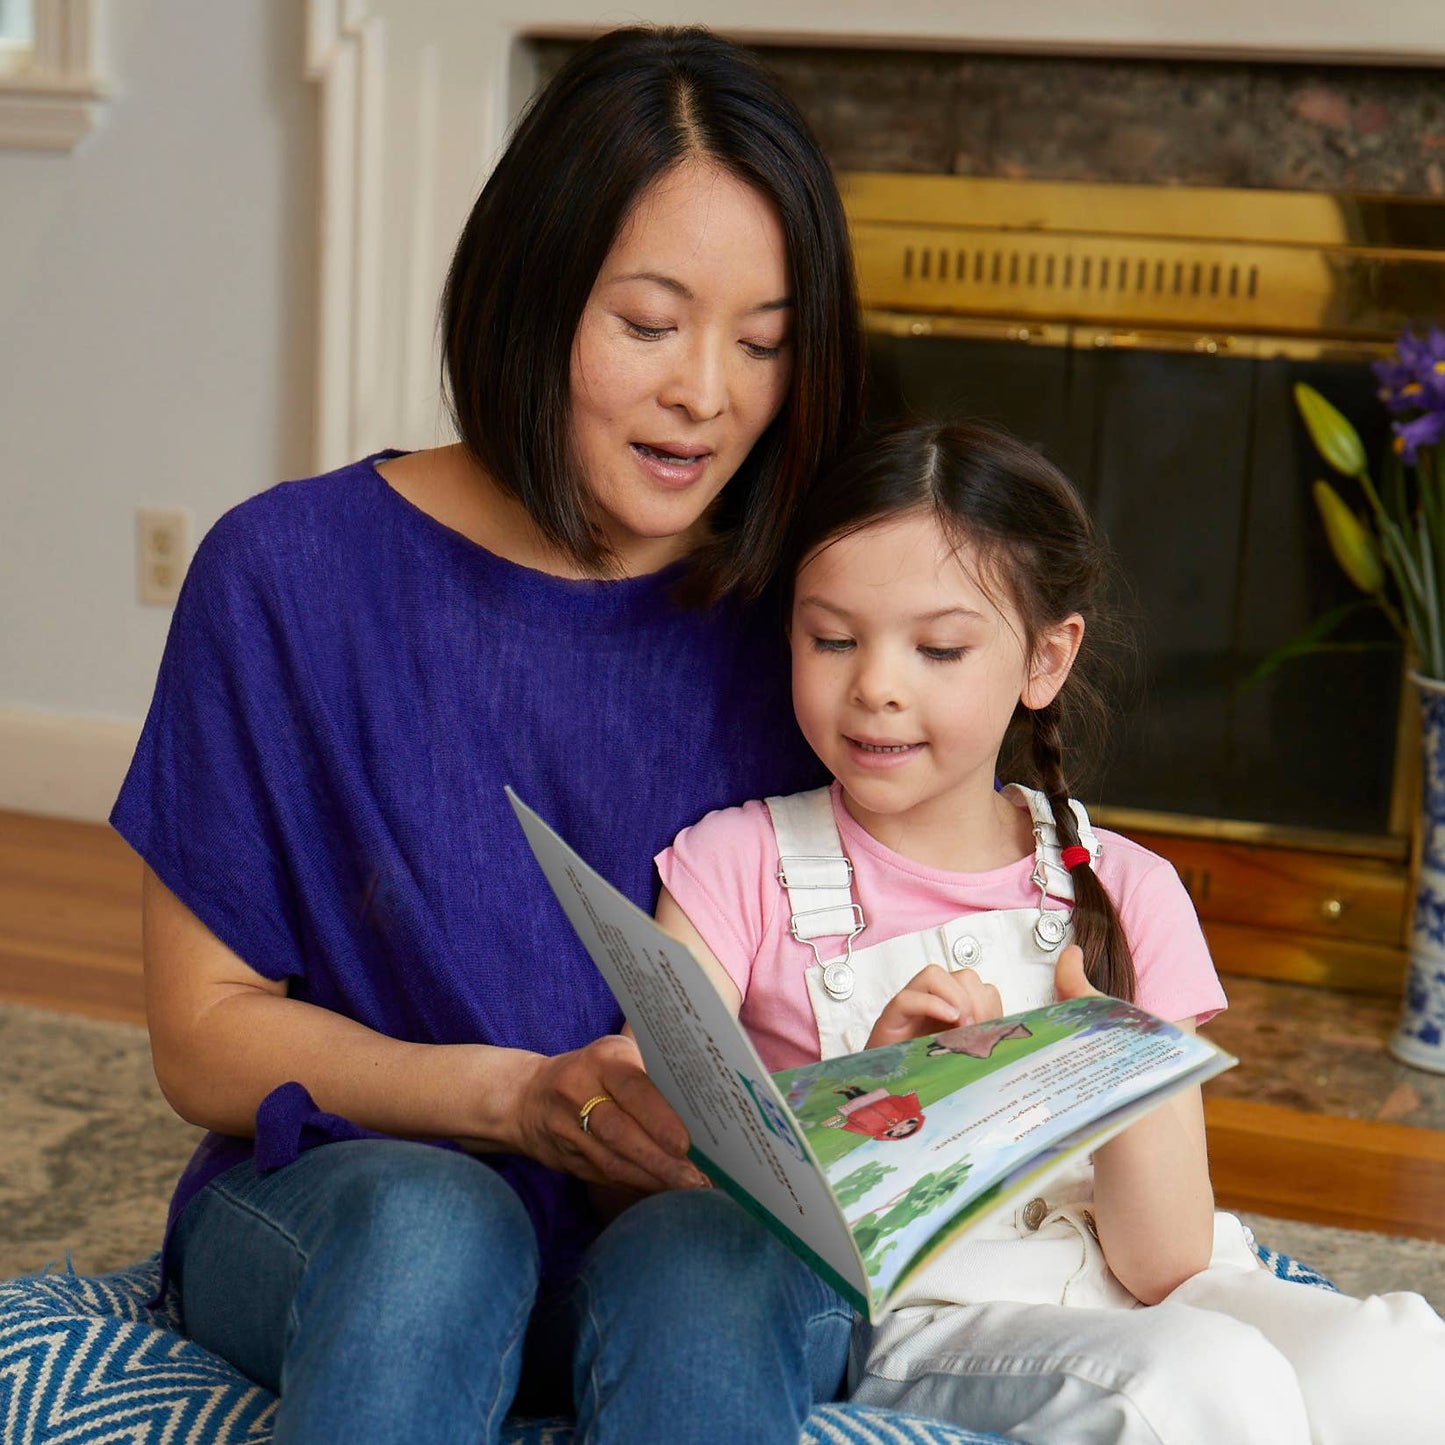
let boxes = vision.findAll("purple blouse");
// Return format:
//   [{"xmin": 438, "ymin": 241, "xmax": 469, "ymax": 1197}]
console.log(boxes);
[{"xmin": 111, "ymin": 454, "xmax": 823, "ymax": 1282}]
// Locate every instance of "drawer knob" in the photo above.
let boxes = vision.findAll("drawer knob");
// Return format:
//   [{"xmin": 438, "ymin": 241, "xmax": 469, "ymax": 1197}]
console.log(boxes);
[{"xmin": 1321, "ymin": 898, "xmax": 1345, "ymax": 922}]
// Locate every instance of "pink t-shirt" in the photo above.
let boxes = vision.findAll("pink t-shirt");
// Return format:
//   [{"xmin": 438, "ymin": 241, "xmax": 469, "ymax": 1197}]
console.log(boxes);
[{"xmin": 656, "ymin": 782, "xmax": 1226, "ymax": 1072}]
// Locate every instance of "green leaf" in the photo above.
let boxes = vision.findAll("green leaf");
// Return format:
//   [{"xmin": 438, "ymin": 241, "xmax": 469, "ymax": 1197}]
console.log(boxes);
[
  {"xmin": 1239, "ymin": 600, "xmax": 1393, "ymax": 689},
  {"xmin": 1294, "ymin": 382, "xmax": 1369, "ymax": 478}
]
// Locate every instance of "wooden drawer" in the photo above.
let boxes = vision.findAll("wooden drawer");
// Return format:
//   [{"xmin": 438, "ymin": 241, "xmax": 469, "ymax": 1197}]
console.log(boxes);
[{"xmin": 1123, "ymin": 831, "xmax": 1408, "ymax": 947}]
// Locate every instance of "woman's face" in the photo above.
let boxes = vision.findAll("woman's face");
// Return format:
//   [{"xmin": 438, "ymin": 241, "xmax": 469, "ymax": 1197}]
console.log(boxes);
[{"xmin": 569, "ymin": 159, "xmax": 794, "ymax": 575}]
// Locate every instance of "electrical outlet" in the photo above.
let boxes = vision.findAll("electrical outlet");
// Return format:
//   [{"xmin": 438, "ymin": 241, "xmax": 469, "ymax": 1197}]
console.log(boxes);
[{"xmin": 136, "ymin": 508, "xmax": 191, "ymax": 606}]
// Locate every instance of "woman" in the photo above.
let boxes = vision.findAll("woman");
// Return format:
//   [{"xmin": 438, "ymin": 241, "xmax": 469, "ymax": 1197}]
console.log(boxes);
[{"xmin": 113, "ymin": 27, "xmax": 864, "ymax": 1444}]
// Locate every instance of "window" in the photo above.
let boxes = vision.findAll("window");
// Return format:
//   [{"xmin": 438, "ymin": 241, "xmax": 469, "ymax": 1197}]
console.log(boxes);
[{"xmin": 0, "ymin": 0, "xmax": 104, "ymax": 150}]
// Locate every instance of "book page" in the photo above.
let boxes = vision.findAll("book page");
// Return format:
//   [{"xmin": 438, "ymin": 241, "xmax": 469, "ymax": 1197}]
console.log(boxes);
[
  {"xmin": 506, "ymin": 789, "xmax": 871, "ymax": 1311},
  {"xmin": 775, "ymin": 997, "xmax": 1233, "ymax": 1305}
]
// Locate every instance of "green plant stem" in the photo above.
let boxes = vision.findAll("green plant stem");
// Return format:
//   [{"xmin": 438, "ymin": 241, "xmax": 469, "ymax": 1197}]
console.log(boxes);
[{"xmin": 1418, "ymin": 521, "xmax": 1445, "ymax": 677}]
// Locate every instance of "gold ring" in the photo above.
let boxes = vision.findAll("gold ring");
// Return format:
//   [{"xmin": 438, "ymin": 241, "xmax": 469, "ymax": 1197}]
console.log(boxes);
[{"xmin": 578, "ymin": 1093, "xmax": 612, "ymax": 1135}]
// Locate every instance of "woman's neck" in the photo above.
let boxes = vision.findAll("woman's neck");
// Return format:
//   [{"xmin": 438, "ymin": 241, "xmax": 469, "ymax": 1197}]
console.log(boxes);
[{"xmin": 375, "ymin": 444, "xmax": 699, "ymax": 580}]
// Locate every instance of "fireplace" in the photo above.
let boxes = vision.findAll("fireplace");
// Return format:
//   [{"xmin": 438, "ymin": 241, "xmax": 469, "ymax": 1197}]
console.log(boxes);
[{"xmin": 839, "ymin": 171, "xmax": 1445, "ymax": 993}]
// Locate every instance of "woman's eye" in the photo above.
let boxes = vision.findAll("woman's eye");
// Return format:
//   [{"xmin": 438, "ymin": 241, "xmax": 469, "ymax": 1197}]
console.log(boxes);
[
  {"xmin": 742, "ymin": 340, "xmax": 786, "ymax": 361},
  {"xmin": 920, "ymin": 646, "xmax": 966, "ymax": 662},
  {"xmin": 810, "ymin": 636, "xmax": 854, "ymax": 654},
  {"xmin": 622, "ymin": 319, "xmax": 670, "ymax": 341}
]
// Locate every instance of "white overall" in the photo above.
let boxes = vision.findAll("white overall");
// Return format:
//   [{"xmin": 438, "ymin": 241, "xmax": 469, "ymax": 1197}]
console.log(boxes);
[{"xmin": 764, "ymin": 784, "xmax": 1445, "ymax": 1445}]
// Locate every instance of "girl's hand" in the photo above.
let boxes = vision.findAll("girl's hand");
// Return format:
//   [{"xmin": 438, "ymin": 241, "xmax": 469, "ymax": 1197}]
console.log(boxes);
[
  {"xmin": 511, "ymin": 1032, "xmax": 709, "ymax": 1194},
  {"xmin": 866, "ymin": 964, "xmax": 1003, "ymax": 1049},
  {"xmin": 1053, "ymin": 945, "xmax": 1099, "ymax": 1001}
]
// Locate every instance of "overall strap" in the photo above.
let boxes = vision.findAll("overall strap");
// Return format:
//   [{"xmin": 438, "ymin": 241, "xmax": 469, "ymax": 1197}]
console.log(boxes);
[
  {"xmin": 764, "ymin": 789, "xmax": 866, "ymax": 947},
  {"xmin": 1001, "ymin": 783, "xmax": 1101, "ymax": 904}
]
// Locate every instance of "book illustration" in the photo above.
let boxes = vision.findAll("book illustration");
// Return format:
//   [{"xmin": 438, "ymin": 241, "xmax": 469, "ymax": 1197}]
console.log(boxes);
[
  {"xmin": 824, "ymin": 1086, "xmax": 925, "ymax": 1139},
  {"xmin": 927, "ymin": 1019, "xmax": 1034, "ymax": 1057}
]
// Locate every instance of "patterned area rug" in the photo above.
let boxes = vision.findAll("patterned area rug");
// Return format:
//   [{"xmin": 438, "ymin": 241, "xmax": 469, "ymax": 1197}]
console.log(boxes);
[{"xmin": 2, "ymin": 1000, "xmax": 1443, "ymax": 1310}]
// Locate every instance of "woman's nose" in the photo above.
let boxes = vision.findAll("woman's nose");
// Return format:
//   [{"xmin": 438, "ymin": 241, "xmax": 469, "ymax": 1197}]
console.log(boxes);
[{"xmin": 660, "ymin": 336, "xmax": 727, "ymax": 421}]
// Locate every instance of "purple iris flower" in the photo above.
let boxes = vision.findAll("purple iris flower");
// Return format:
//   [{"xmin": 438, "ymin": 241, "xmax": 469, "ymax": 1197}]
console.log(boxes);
[
  {"xmin": 1375, "ymin": 327, "xmax": 1445, "ymax": 421},
  {"xmin": 1394, "ymin": 409, "xmax": 1445, "ymax": 465}
]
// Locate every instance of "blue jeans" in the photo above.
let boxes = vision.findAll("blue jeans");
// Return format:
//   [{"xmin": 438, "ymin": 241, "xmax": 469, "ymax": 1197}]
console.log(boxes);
[{"xmin": 171, "ymin": 1139, "xmax": 852, "ymax": 1444}]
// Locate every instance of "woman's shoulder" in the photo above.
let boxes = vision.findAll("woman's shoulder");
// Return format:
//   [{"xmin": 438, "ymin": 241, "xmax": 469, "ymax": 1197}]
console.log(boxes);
[
  {"xmin": 203, "ymin": 454, "xmax": 397, "ymax": 560},
  {"xmin": 183, "ymin": 454, "xmax": 405, "ymax": 616}
]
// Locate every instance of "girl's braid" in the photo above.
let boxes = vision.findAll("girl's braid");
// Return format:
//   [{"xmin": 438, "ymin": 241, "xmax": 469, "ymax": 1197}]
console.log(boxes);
[{"xmin": 1029, "ymin": 700, "xmax": 1137, "ymax": 1002}]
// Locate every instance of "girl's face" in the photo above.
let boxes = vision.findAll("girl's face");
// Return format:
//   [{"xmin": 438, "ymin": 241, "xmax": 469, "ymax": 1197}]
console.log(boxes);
[
  {"xmin": 568, "ymin": 159, "xmax": 794, "ymax": 576},
  {"xmin": 790, "ymin": 509, "xmax": 1082, "ymax": 860}
]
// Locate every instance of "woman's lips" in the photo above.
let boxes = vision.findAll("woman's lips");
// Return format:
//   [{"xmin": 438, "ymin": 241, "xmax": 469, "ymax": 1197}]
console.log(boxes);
[{"xmin": 631, "ymin": 442, "xmax": 712, "ymax": 488}]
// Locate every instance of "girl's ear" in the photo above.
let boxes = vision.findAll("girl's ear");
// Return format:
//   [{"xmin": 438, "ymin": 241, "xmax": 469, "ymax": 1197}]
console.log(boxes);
[{"xmin": 1021, "ymin": 614, "xmax": 1085, "ymax": 711}]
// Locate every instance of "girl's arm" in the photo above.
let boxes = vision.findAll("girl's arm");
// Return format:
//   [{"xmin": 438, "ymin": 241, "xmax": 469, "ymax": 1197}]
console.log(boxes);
[
  {"xmin": 654, "ymin": 886, "xmax": 744, "ymax": 1016},
  {"xmin": 1055, "ymin": 947, "xmax": 1215, "ymax": 1304},
  {"xmin": 143, "ymin": 867, "xmax": 705, "ymax": 1194}
]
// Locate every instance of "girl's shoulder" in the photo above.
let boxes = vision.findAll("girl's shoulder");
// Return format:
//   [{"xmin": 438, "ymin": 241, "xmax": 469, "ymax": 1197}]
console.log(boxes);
[
  {"xmin": 666, "ymin": 794, "xmax": 782, "ymax": 861},
  {"xmin": 1090, "ymin": 824, "xmax": 1198, "ymax": 917}
]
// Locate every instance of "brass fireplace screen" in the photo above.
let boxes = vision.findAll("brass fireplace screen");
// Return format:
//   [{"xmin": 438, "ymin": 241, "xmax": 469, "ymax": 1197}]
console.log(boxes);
[{"xmin": 841, "ymin": 173, "xmax": 1445, "ymax": 856}]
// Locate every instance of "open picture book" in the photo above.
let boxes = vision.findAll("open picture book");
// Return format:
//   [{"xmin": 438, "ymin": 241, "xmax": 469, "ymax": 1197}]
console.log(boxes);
[{"xmin": 507, "ymin": 789, "xmax": 1237, "ymax": 1322}]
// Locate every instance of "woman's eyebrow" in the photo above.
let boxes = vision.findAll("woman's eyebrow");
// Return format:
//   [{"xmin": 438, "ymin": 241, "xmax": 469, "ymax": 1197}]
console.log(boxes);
[{"xmin": 607, "ymin": 271, "xmax": 792, "ymax": 313}]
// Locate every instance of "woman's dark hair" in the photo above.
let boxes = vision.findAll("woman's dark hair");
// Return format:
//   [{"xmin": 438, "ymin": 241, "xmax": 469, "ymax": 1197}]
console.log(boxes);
[
  {"xmin": 441, "ymin": 26, "xmax": 864, "ymax": 603},
  {"xmin": 789, "ymin": 420, "xmax": 1137, "ymax": 1001}
]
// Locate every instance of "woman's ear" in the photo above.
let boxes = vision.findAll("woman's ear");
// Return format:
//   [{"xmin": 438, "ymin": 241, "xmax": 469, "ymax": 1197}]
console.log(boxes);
[{"xmin": 1021, "ymin": 614, "xmax": 1085, "ymax": 711}]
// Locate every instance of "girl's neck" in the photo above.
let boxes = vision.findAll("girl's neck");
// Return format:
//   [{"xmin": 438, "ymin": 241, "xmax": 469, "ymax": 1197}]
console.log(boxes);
[{"xmin": 839, "ymin": 779, "xmax": 1036, "ymax": 874}]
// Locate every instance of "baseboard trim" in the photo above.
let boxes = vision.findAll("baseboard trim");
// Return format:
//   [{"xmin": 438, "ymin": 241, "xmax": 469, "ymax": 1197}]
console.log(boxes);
[
  {"xmin": 1206, "ymin": 1095, "xmax": 1445, "ymax": 1243},
  {"xmin": 0, "ymin": 710, "xmax": 139, "ymax": 823}
]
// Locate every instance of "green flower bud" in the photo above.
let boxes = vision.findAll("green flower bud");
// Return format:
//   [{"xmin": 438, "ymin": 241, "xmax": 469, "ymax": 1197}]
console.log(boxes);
[
  {"xmin": 1313, "ymin": 480, "xmax": 1384, "ymax": 595},
  {"xmin": 1295, "ymin": 383, "xmax": 1369, "ymax": 478}
]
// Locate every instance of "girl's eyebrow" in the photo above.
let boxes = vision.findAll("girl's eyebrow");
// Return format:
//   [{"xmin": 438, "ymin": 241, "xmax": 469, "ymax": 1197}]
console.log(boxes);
[
  {"xmin": 796, "ymin": 596, "xmax": 985, "ymax": 624},
  {"xmin": 607, "ymin": 271, "xmax": 793, "ymax": 313}
]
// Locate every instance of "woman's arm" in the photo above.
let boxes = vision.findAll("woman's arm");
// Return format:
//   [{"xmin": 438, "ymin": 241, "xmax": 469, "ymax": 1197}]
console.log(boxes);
[
  {"xmin": 1054, "ymin": 948, "xmax": 1215, "ymax": 1304},
  {"xmin": 143, "ymin": 867, "xmax": 704, "ymax": 1193}
]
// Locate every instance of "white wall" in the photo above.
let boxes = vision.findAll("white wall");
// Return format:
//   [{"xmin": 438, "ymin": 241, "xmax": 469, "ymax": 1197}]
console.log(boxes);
[{"xmin": 0, "ymin": 0, "xmax": 316, "ymax": 818}]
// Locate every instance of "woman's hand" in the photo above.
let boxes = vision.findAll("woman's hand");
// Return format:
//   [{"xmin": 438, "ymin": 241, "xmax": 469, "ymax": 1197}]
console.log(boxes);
[
  {"xmin": 865, "ymin": 964, "xmax": 1003, "ymax": 1049},
  {"xmin": 510, "ymin": 1032, "xmax": 709, "ymax": 1194}
]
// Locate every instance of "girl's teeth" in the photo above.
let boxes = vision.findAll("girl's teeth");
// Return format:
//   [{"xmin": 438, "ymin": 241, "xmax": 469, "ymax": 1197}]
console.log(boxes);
[{"xmin": 858, "ymin": 742, "xmax": 913, "ymax": 753}]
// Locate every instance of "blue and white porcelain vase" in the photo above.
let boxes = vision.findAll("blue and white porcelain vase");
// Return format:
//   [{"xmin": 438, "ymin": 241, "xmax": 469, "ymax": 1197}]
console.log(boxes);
[{"xmin": 1393, "ymin": 671, "xmax": 1445, "ymax": 1072}]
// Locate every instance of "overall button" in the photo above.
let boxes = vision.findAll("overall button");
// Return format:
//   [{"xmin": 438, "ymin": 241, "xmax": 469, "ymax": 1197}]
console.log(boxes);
[
  {"xmin": 951, "ymin": 935, "xmax": 982, "ymax": 967},
  {"xmin": 1034, "ymin": 912, "xmax": 1068, "ymax": 950},
  {"xmin": 1022, "ymin": 1197, "xmax": 1049, "ymax": 1231},
  {"xmin": 822, "ymin": 960, "xmax": 855, "ymax": 1002}
]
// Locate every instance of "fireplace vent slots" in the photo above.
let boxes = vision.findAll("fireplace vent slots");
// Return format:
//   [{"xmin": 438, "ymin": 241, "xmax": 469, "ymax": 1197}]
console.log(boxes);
[
  {"xmin": 846, "ymin": 172, "xmax": 1445, "ymax": 344},
  {"xmin": 902, "ymin": 244, "xmax": 1262, "ymax": 304}
]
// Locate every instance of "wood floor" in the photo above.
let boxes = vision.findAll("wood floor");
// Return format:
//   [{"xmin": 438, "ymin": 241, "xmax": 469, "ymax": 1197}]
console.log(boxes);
[{"xmin": 3, "ymin": 808, "xmax": 1443, "ymax": 1243}]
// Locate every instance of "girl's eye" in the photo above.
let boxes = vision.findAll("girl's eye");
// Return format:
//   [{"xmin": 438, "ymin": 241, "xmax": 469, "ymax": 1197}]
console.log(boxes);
[
  {"xmin": 810, "ymin": 636, "xmax": 854, "ymax": 654},
  {"xmin": 622, "ymin": 319, "xmax": 670, "ymax": 341},
  {"xmin": 920, "ymin": 646, "xmax": 966, "ymax": 662},
  {"xmin": 742, "ymin": 340, "xmax": 786, "ymax": 361}
]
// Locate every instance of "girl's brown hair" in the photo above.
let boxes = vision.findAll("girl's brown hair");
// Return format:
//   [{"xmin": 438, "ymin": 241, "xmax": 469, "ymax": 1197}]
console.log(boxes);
[
  {"xmin": 441, "ymin": 26, "xmax": 865, "ymax": 604},
  {"xmin": 789, "ymin": 420, "xmax": 1137, "ymax": 1000}
]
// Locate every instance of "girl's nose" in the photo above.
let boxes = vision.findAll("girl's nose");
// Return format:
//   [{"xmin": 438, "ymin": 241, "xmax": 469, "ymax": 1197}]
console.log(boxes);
[
  {"xmin": 660, "ymin": 336, "xmax": 727, "ymax": 421},
  {"xmin": 851, "ymin": 654, "xmax": 906, "ymax": 712}
]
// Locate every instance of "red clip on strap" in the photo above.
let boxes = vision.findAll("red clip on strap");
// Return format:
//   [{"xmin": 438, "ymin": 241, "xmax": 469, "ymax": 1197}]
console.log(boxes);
[{"xmin": 1060, "ymin": 845, "xmax": 1091, "ymax": 872}]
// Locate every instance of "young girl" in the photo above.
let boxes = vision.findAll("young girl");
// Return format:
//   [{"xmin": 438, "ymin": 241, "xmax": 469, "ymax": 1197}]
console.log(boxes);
[{"xmin": 654, "ymin": 420, "xmax": 1444, "ymax": 1445}]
